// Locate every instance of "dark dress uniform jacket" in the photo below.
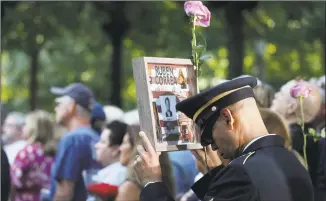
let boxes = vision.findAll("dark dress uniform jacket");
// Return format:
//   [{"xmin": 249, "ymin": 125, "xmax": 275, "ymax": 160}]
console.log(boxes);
[
  {"xmin": 140, "ymin": 135, "xmax": 314, "ymax": 201},
  {"xmin": 315, "ymin": 138, "xmax": 326, "ymax": 201},
  {"xmin": 1, "ymin": 148, "xmax": 11, "ymax": 201}
]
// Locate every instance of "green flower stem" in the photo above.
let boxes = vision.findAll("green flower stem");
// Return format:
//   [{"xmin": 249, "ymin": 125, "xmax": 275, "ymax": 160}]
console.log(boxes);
[
  {"xmin": 191, "ymin": 15, "xmax": 199, "ymax": 93},
  {"xmin": 299, "ymin": 96, "xmax": 308, "ymax": 170}
]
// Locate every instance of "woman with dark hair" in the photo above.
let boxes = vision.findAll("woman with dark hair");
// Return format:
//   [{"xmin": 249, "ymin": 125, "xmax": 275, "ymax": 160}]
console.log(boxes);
[{"xmin": 116, "ymin": 124, "xmax": 175, "ymax": 201}]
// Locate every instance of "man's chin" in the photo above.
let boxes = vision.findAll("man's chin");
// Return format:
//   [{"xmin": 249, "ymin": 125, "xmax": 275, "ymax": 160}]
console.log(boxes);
[
  {"xmin": 221, "ymin": 151, "xmax": 235, "ymax": 160},
  {"xmin": 221, "ymin": 153, "xmax": 230, "ymax": 159}
]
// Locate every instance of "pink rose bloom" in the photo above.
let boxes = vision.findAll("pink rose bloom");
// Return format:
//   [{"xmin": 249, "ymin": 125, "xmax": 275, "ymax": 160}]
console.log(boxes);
[
  {"xmin": 184, "ymin": 1, "xmax": 211, "ymax": 27},
  {"xmin": 290, "ymin": 81, "xmax": 312, "ymax": 98}
]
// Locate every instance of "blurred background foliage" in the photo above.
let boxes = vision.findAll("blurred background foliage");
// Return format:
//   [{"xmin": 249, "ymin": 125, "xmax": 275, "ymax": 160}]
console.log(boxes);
[{"xmin": 1, "ymin": 1, "xmax": 325, "ymax": 113}]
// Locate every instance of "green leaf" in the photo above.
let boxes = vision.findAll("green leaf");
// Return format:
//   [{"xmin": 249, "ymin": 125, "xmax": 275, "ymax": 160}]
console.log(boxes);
[
  {"xmin": 321, "ymin": 128, "xmax": 325, "ymax": 138},
  {"xmin": 308, "ymin": 128, "xmax": 316, "ymax": 136},
  {"xmin": 297, "ymin": 119, "xmax": 303, "ymax": 125},
  {"xmin": 199, "ymin": 55, "xmax": 211, "ymax": 61}
]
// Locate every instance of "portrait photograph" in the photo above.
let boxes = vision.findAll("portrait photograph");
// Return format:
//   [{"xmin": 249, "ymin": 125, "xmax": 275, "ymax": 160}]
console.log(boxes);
[{"xmin": 158, "ymin": 95, "xmax": 177, "ymax": 121}]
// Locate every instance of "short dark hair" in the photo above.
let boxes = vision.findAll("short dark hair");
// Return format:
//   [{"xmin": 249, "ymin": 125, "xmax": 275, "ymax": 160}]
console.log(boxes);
[{"xmin": 106, "ymin": 120, "xmax": 128, "ymax": 146}]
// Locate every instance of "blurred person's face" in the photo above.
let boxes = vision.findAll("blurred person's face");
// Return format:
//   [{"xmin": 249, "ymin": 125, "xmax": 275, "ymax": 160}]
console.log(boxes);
[
  {"xmin": 95, "ymin": 128, "xmax": 119, "ymax": 166},
  {"xmin": 119, "ymin": 134, "xmax": 133, "ymax": 166},
  {"xmin": 54, "ymin": 96, "xmax": 74, "ymax": 125},
  {"xmin": 271, "ymin": 80, "xmax": 297, "ymax": 118},
  {"xmin": 271, "ymin": 80, "xmax": 321, "ymax": 123},
  {"xmin": 2, "ymin": 116, "xmax": 23, "ymax": 144}
]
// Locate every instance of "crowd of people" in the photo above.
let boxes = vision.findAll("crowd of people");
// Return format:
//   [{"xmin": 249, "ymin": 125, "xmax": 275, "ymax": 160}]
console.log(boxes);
[{"xmin": 1, "ymin": 75, "xmax": 325, "ymax": 201}]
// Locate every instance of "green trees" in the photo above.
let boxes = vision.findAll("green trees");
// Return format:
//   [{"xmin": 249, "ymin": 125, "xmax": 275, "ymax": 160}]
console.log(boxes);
[{"xmin": 1, "ymin": 1, "xmax": 324, "ymax": 112}]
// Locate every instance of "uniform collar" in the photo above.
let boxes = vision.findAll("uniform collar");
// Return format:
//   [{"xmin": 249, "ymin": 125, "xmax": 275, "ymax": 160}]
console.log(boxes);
[
  {"xmin": 242, "ymin": 134, "xmax": 284, "ymax": 155},
  {"xmin": 243, "ymin": 134, "xmax": 276, "ymax": 152}
]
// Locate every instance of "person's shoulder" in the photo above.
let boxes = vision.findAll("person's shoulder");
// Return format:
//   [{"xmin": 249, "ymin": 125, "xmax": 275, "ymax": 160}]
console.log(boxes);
[
  {"xmin": 62, "ymin": 127, "xmax": 98, "ymax": 140},
  {"xmin": 109, "ymin": 162, "xmax": 127, "ymax": 173},
  {"xmin": 231, "ymin": 148, "xmax": 306, "ymax": 179},
  {"xmin": 203, "ymin": 163, "xmax": 258, "ymax": 201},
  {"xmin": 59, "ymin": 130, "xmax": 76, "ymax": 142},
  {"xmin": 229, "ymin": 151, "xmax": 275, "ymax": 174},
  {"xmin": 229, "ymin": 151, "xmax": 257, "ymax": 166},
  {"xmin": 76, "ymin": 127, "xmax": 99, "ymax": 139},
  {"xmin": 58, "ymin": 129, "xmax": 83, "ymax": 147},
  {"xmin": 6, "ymin": 140, "xmax": 27, "ymax": 151}
]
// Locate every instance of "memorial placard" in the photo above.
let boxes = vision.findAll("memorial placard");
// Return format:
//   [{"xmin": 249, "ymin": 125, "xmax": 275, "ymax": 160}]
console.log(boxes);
[{"xmin": 132, "ymin": 57, "xmax": 202, "ymax": 151}]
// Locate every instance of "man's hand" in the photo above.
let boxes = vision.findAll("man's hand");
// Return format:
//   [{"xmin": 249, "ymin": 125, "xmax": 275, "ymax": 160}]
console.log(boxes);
[
  {"xmin": 133, "ymin": 131, "xmax": 162, "ymax": 187},
  {"xmin": 192, "ymin": 145, "xmax": 222, "ymax": 174}
]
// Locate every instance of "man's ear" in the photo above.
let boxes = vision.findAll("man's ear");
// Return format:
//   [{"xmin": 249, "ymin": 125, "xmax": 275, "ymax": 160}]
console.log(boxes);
[
  {"xmin": 69, "ymin": 101, "xmax": 77, "ymax": 115},
  {"xmin": 220, "ymin": 108, "xmax": 235, "ymax": 130}
]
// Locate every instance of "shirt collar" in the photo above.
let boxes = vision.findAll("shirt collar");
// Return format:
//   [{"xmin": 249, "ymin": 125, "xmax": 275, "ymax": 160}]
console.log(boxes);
[{"xmin": 243, "ymin": 134, "xmax": 277, "ymax": 153}]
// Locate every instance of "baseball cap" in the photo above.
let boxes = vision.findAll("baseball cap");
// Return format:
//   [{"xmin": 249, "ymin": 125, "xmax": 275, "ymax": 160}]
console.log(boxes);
[
  {"xmin": 50, "ymin": 83, "xmax": 95, "ymax": 111},
  {"xmin": 91, "ymin": 102, "xmax": 106, "ymax": 121}
]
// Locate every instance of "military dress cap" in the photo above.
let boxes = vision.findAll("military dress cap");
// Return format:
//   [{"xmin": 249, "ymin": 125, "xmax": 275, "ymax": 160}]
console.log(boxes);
[{"xmin": 176, "ymin": 76, "xmax": 257, "ymax": 146}]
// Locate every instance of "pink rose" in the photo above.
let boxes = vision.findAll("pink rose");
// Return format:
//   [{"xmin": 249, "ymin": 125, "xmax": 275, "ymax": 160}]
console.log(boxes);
[
  {"xmin": 290, "ymin": 80, "xmax": 312, "ymax": 98},
  {"xmin": 184, "ymin": 1, "xmax": 211, "ymax": 27}
]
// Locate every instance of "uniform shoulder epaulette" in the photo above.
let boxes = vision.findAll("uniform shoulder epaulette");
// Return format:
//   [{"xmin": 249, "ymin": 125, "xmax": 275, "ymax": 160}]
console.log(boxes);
[{"xmin": 229, "ymin": 151, "xmax": 256, "ymax": 165}]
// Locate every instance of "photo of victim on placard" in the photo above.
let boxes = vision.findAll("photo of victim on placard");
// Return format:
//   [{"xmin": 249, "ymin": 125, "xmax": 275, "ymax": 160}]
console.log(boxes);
[
  {"xmin": 155, "ymin": 94, "xmax": 179, "ymax": 142},
  {"xmin": 132, "ymin": 57, "xmax": 202, "ymax": 151},
  {"xmin": 160, "ymin": 95, "xmax": 177, "ymax": 121}
]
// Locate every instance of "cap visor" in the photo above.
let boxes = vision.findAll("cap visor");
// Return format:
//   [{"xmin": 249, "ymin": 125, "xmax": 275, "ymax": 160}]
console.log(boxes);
[{"xmin": 50, "ymin": 87, "xmax": 66, "ymax": 95}]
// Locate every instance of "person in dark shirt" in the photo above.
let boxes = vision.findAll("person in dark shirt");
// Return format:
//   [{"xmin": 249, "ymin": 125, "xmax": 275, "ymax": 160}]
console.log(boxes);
[
  {"xmin": 290, "ymin": 123, "xmax": 320, "ymax": 185},
  {"xmin": 90, "ymin": 102, "xmax": 106, "ymax": 135},
  {"xmin": 315, "ymin": 138, "xmax": 326, "ymax": 201},
  {"xmin": 1, "ymin": 147, "xmax": 10, "ymax": 201}
]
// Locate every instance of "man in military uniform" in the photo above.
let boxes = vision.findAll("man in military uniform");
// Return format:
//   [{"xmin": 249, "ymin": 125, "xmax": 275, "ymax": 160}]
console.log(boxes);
[{"xmin": 133, "ymin": 76, "xmax": 314, "ymax": 201}]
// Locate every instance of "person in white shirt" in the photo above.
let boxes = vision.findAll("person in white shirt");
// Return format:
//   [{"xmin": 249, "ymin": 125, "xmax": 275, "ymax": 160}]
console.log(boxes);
[
  {"xmin": 2, "ymin": 112, "xmax": 27, "ymax": 165},
  {"xmin": 93, "ymin": 120, "xmax": 128, "ymax": 185}
]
